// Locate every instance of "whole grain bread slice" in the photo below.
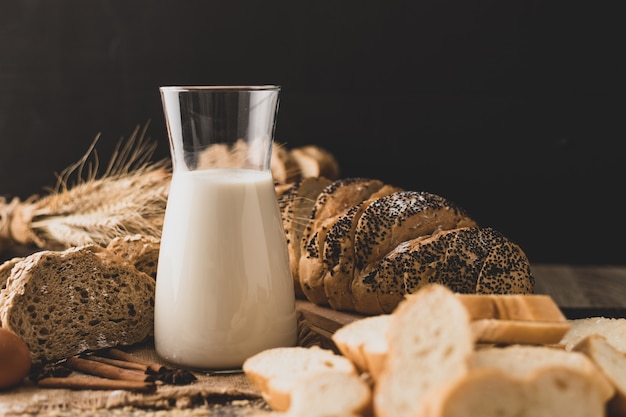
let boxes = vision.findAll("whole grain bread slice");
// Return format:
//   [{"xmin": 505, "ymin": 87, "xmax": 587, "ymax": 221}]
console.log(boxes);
[
  {"xmin": 0, "ymin": 245, "xmax": 155, "ymax": 365},
  {"xmin": 0, "ymin": 256, "xmax": 21, "ymax": 291},
  {"xmin": 106, "ymin": 234, "xmax": 160, "ymax": 280}
]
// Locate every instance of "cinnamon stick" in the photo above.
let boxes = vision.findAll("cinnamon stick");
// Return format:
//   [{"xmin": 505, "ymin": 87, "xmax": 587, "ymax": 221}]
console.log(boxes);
[
  {"xmin": 84, "ymin": 354, "xmax": 150, "ymax": 372},
  {"xmin": 105, "ymin": 348, "xmax": 166, "ymax": 374},
  {"xmin": 38, "ymin": 376, "xmax": 156, "ymax": 392},
  {"xmin": 65, "ymin": 356, "xmax": 147, "ymax": 381}
]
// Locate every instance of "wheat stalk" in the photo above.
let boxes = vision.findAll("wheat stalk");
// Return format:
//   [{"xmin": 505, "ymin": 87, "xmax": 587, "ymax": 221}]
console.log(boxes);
[{"xmin": 0, "ymin": 124, "xmax": 171, "ymax": 251}]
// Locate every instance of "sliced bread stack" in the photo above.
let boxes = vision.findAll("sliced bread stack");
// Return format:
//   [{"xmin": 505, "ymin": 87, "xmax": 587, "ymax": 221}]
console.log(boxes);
[
  {"xmin": 278, "ymin": 175, "xmax": 536, "ymax": 315},
  {"xmin": 245, "ymin": 285, "xmax": 625, "ymax": 417}
]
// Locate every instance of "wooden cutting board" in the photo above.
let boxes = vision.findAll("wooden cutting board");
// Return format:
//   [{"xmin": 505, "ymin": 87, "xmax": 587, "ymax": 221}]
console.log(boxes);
[
  {"xmin": 295, "ymin": 263, "xmax": 626, "ymax": 348},
  {"xmin": 295, "ymin": 300, "xmax": 367, "ymax": 350}
]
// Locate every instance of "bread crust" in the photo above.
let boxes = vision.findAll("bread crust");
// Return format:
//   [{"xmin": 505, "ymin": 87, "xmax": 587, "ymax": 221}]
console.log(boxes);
[
  {"xmin": 352, "ymin": 227, "xmax": 534, "ymax": 315},
  {"xmin": 278, "ymin": 177, "xmax": 332, "ymax": 297},
  {"xmin": 299, "ymin": 178, "xmax": 394, "ymax": 305}
]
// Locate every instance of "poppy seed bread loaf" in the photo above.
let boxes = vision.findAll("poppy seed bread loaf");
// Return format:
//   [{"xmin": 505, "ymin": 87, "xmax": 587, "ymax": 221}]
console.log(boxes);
[
  {"xmin": 0, "ymin": 245, "xmax": 155, "ymax": 365},
  {"xmin": 280, "ymin": 176, "xmax": 535, "ymax": 314}
]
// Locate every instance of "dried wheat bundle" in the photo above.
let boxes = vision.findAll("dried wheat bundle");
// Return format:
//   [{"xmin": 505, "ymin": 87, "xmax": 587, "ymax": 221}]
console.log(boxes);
[
  {"xmin": 0, "ymin": 125, "xmax": 171, "ymax": 252},
  {"xmin": 0, "ymin": 125, "xmax": 340, "ymax": 256}
]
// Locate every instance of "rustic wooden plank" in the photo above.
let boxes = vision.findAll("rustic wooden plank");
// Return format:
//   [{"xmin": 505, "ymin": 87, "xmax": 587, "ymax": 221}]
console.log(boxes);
[
  {"xmin": 533, "ymin": 264, "xmax": 626, "ymax": 309},
  {"xmin": 296, "ymin": 299, "xmax": 364, "ymax": 332}
]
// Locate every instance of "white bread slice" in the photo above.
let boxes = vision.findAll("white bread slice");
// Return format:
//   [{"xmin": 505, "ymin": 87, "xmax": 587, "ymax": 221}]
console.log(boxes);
[
  {"xmin": 332, "ymin": 293, "xmax": 568, "ymax": 381},
  {"xmin": 373, "ymin": 284, "xmax": 474, "ymax": 417},
  {"xmin": 242, "ymin": 346, "xmax": 357, "ymax": 412},
  {"xmin": 456, "ymin": 293, "xmax": 566, "ymax": 322},
  {"xmin": 573, "ymin": 334, "xmax": 626, "ymax": 416},
  {"xmin": 426, "ymin": 344, "xmax": 614, "ymax": 417},
  {"xmin": 331, "ymin": 314, "xmax": 391, "ymax": 380},
  {"xmin": 559, "ymin": 317, "xmax": 626, "ymax": 352},
  {"xmin": 427, "ymin": 366, "xmax": 611, "ymax": 417},
  {"xmin": 0, "ymin": 245, "xmax": 155, "ymax": 365},
  {"xmin": 470, "ymin": 319, "xmax": 572, "ymax": 345},
  {"xmin": 284, "ymin": 371, "xmax": 372, "ymax": 417},
  {"xmin": 468, "ymin": 345, "xmax": 611, "ymax": 388}
]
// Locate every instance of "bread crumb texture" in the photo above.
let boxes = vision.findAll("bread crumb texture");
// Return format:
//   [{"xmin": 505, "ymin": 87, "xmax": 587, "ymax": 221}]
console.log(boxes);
[{"xmin": 0, "ymin": 245, "xmax": 155, "ymax": 365}]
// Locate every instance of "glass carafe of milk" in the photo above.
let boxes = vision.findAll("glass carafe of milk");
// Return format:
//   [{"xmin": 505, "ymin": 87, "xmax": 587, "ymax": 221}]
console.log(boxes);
[{"xmin": 156, "ymin": 86, "xmax": 297, "ymax": 370}]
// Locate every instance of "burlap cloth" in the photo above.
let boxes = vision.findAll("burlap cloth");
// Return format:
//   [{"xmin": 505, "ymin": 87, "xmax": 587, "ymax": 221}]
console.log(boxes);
[{"xmin": 0, "ymin": 312, "xmax": 328, "ymax": 417}]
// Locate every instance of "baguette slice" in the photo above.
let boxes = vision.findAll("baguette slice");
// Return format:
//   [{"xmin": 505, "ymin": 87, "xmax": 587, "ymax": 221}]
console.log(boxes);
[
  {"xmin": 470, "ymin": 319, "xmax": 572, "ymax": 345},
  {"xmin": 559, "ymin": 317, "xmax": 626, "ymax": 353},
  {"xmin": 242, "ymin": 346, "xmax": 357, "ymax": 412},
  {"xmin": 285, "ymin": 371, "xmax": 372, "ymax": 417},
  {"xmin": 428, "ymin": 367, "xmax": 611, "ymax": 417},
  {"xmin": 573, "ymin": 334, "xmax": 626, "ymax": 416},
  {"xmin": 456, "ymin": 293, "xmax": 566, "ymax": 322},
  {"xmin": 427, "ymin": 344, "xmax": 614, "ymax": 417},
  {"xmin": 332, "ymin": 314, "xmax": 391, "ymax": 380},
  {"xmin": 0, "ymin": 245, "xmax": 155, "ymax": 365},
  {"xmin": 374, "ymin": 284, "xmax": 474, "ymax": 417}
]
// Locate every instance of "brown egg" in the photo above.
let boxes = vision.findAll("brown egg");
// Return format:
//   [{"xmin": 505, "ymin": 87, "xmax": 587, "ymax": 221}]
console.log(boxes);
[{"xmin": 0, "ymin": 328, "xmax": 32, "ymax": 389}]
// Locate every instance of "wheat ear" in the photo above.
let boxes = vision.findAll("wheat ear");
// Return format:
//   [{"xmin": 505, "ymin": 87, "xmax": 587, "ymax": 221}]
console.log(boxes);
[{"xmin": 0, "ymin": 125, "xmax": 171, "ymax": 251}]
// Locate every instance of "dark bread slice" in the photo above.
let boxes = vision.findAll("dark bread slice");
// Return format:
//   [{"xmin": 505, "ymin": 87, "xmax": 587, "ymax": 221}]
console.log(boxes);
[
  {"xmin": 277, "ymin": 177, "xmax": 332, "ymax": 298},
  {"xmin": 353, "ymin": 227, "xmax": 534, "ymax": 314},
  {"xmin": 0, "ymin": 256, "xmax": 20, "ymax": 291},
  {"xmin": 0, "ymin": 245, "xmax": 155, "ymax": 365},
  {"xmin": 106, "ymin": 234, "xmax": 160, "ymax": 280}
]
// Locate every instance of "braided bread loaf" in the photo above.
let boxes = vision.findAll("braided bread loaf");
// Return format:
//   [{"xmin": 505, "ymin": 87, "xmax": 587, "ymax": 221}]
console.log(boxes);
[{"xmin": 278, "ymin": 177, "xmax": 535, "ymax": 315}]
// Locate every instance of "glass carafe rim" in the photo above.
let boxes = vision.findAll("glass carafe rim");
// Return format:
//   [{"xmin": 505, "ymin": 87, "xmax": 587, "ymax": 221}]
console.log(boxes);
[{"xmin": 160, "ymin": 85, "xmax": 280, "ymax": 92}]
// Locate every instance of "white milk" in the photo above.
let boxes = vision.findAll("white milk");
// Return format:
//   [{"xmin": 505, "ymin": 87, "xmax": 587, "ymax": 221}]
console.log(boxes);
[{"xmin": 154, "ymin": 168, "xmax": 297, "ymax": 370}]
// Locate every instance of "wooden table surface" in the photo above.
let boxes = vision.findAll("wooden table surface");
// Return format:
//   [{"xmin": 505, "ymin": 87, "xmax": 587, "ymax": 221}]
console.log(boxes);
[{"xmin": 532, "ymin": 263, "xmax": 626, "ymax": 318}]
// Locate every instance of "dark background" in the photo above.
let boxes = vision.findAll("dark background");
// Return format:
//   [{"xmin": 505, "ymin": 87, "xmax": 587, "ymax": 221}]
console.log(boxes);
[{"xmin": 0, "ymin": 1, "xmax": 623, "ymax": 265}]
